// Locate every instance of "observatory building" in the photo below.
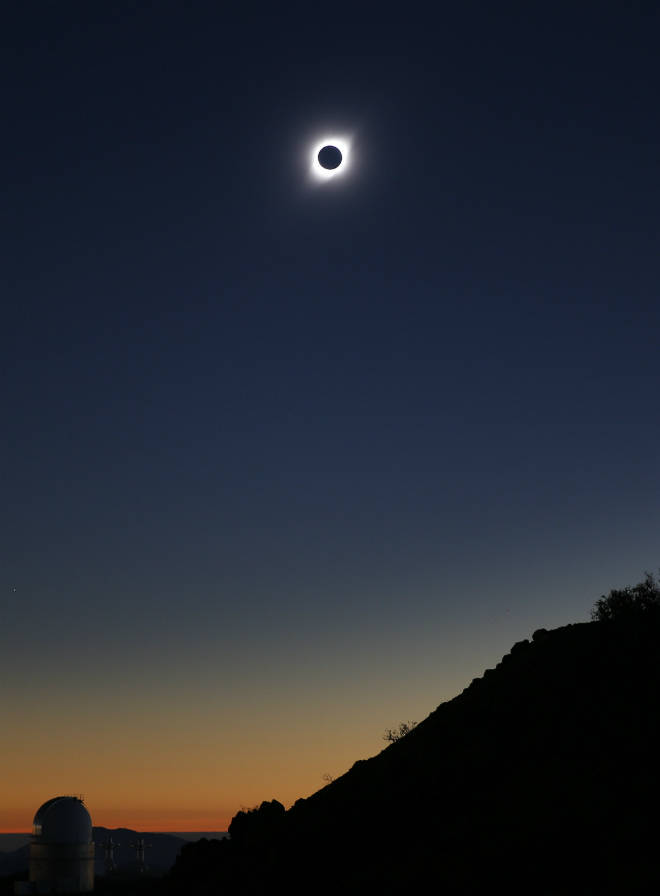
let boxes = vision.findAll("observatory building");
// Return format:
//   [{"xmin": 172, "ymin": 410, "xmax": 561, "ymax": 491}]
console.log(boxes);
[{"xmin": 16, "ymin": 796, "xmax": 94, "ymax": 894}]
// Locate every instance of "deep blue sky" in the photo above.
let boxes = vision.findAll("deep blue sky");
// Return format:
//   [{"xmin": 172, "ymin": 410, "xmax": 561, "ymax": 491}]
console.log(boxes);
[{"xmin": 3, "ymin": 2, "xmax": 659, "ymax": 827}]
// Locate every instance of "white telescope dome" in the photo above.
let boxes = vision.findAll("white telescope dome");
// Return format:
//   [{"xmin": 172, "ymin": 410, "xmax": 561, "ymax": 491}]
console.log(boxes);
[{"xmin": 32, "ymin": 796, "xmax": 92, "ymax": 844}]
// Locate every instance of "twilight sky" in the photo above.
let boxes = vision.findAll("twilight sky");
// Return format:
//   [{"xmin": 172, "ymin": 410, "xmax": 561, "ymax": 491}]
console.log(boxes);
[{"xmin": 3, "ymin": 3, "xmax": 659, "ymax": 831}]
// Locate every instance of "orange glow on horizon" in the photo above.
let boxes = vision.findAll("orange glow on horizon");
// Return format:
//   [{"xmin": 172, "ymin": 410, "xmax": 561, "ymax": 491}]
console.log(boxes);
[
  {"xmin": 2, "ymin": 643, "xmax": 447, "ymax": 844},
  {"xmin": 91, "ymin": 810, "xmax": 234, "ymax": 832},
  {"xmin": 0, "ymin": 812, "xmax": 233, "ymax": 835}
]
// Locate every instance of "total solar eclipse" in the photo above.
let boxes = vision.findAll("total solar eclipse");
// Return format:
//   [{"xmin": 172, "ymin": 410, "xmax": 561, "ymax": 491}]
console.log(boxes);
[
  {"xmin": 310, "ymin": 135, "xmax": 351, "ymax": 181},
  {"xmin": 318, "ymin": 145, "xmax": 342, "ymax": 170}
]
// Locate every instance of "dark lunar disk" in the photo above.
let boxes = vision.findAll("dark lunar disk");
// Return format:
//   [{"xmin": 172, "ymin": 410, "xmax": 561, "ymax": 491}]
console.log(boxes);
[{"xmin": 318, "ymin": 145, "xmax": 342, "ymax": 170}]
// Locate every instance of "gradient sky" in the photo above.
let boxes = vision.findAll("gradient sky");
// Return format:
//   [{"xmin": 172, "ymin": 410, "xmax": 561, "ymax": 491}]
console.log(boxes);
[{"xmin": 3, "ymin": 3, "xmax": 659, "ymax": 832}]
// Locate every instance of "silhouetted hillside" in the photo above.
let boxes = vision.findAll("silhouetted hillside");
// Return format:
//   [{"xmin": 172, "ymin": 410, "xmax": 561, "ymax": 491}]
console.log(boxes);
[{"xmin": 171, "ymin": 617, "xmax": 660, "ymax": 894}]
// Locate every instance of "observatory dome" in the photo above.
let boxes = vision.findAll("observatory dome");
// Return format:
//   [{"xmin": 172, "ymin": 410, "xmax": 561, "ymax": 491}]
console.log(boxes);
[{"xmin": 32, "ymin": 796, "xmax": 92, "ymax": 844}]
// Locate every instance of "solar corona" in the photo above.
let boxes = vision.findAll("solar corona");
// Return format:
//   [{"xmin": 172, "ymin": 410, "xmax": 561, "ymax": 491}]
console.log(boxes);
[{"xmin": 310, "ymin": 136, "xmax": 351, "ymax": 180}]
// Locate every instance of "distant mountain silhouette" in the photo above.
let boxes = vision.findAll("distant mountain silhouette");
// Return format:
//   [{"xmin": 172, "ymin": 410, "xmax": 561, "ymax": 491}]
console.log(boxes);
[
  {"xmin": 0, "ymin": 836, "xmax": 30, "ymax": 852},
  {"xmin": 0, "ymin": 829, "xmax": 185, "ymax": 879},
  {"xmin": 93, "ymin": 828, "xmax": 186, "ymax": 875},
  {"xmin": 0, "ymin": 845, "xmax": 28, "ymax": 877},
  {"xmin": 166, "ymin": 832, "xmax": 228, "ymax": 841},
  {"xmin": 170, "ymin": 617, "xmax": 660, "ymax": 894}
]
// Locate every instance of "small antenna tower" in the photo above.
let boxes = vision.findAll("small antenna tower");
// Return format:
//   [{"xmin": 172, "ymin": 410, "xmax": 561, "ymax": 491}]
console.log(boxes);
[
  {"xmin": 130, "ymin": 837, "xmax": 152, "ymax": 873},
  {"xmin": 102, "ymin": 835, "xmax": 119, "ymax": 873}
]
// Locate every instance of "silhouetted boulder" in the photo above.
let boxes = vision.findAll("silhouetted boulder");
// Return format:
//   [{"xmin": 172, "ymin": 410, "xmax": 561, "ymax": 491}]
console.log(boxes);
[{"xmin": 228, "ymin": 799, "xmax": 285, "ymax": 847}]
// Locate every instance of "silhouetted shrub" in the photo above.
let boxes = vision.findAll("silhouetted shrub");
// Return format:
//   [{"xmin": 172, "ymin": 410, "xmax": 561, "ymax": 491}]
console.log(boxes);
[
  {"xmin": 591, "ymin": 572, "xmax": 660, "ymax": 622},
  {"xmin": 382, "ymin": 720, "xmax": 417, "ymax": 742}
]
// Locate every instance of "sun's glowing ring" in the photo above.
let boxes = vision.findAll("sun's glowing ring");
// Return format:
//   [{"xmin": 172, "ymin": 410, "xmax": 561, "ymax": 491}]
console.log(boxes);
[{"xmin": 310, "ymin": 136, "xmax": 351, "ymax": 181}]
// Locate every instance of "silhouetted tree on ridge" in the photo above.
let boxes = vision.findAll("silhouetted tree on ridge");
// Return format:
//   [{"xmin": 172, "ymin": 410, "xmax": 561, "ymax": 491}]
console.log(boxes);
[{"xmin": 591, "ymin": 571, "xmax": 660, "ymax": 622}]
